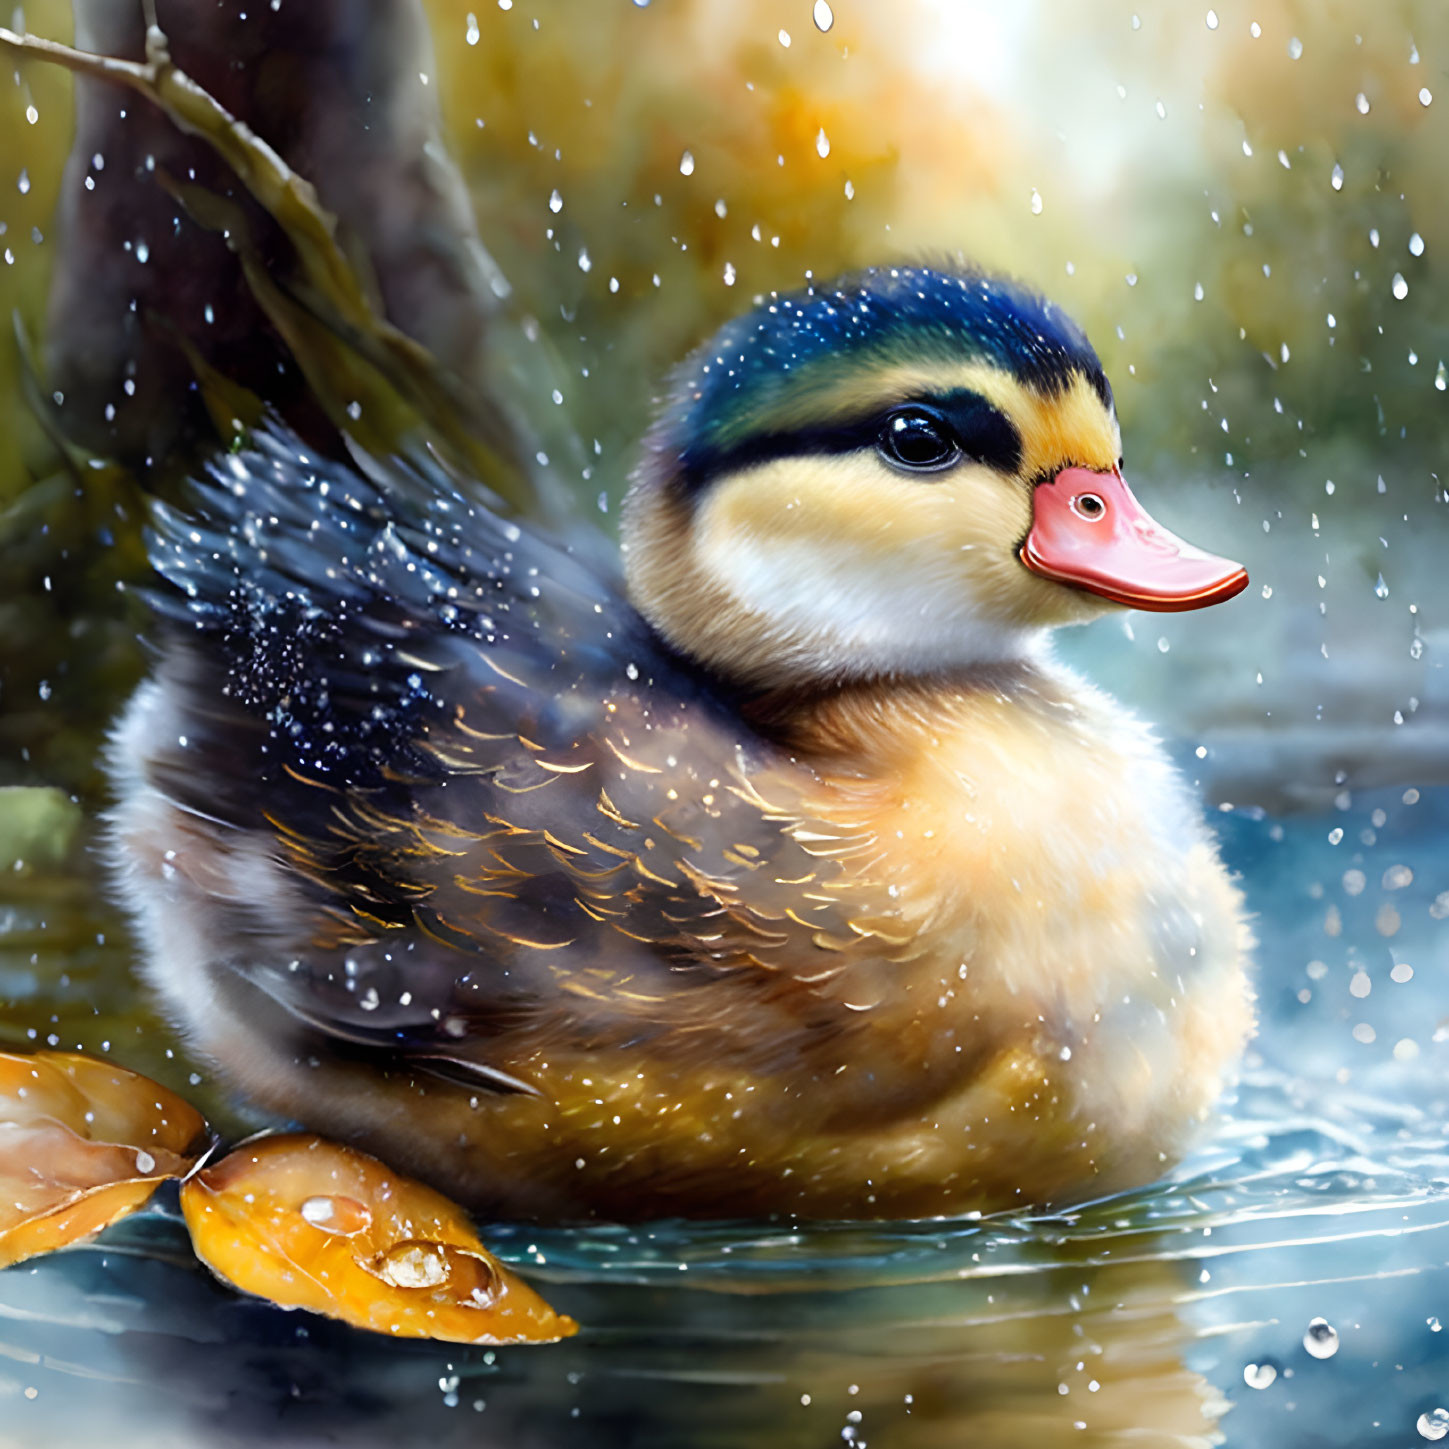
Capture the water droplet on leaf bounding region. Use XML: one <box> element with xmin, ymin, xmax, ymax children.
<box><xmin>374</xmin><ymin>1239</ymin><xmax>450</xmax><ymax>1289</ymax></box>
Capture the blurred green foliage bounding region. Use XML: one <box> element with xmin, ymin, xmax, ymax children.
<box><xmin>1</xmin><ymin>0</ymin><xmax>1447</xmax><ymax>814</ymax></box>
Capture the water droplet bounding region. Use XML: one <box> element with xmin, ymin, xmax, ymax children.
<box><xmin>465</xmin><ymin>12</ymin><xmax>479</xmax><ymax>44</ymax></box>
<box><xmin>1410</xmin><ymin>232</ymin><xmax>1425</xmax><ymax>256</ymax></box>
<box><xmin>374</xmin><ymin>1240</ymin><xmax>450</xmax><ymax>1289</ymax></box>
<box><xmin>1302</xmin><ymin>1318</ymin><xmax>1339</xmax><ymax>1359</ymax></box>
<box><xmin>722</xmin><ymin>261</ymin><xmax>736</xmax><ymax>286</ymax></box>
<box><xmin>1374</xmin><ymin>573</ymin><xmax>1390</xmax><ymax>599</ymax></box>
<box><xmin>134</xmin><ymin>1149</ymin><xmax>156</xmax><ymax>1174</ymax></box>
<box><xmin>1205</xmin><ymin>9</ymin><xmax>1218</xmax><ymax>28</ymax></box>
<box><xmin>1429</xmin><ymin>1317</ymin><xmax>1442</xmax><ymax>1332</ymax></box>
<box><xmin>1436</xmin><ymin>361</ymin><xmax>1446</xmax><ymax>391</ymax></box>
<box><xmin>1392</xmin><ymin>272</ymin><xmax>1409</xmax><ymax>300</ymax></box>
<box><xmin>813</xmin><ymin>0</ymin><xmax>834</xmax><ymax>31</ymax></box>
<box><xmin>778</xmin><ymin>27</ymin><xmax>791</xmax><ymax>46</ymax></box>
<box><xmin>1331</xmin><ymin>162</ymin><xmax>1344</xmax><ymax>190</ymax></box>
<box><xmin>1418</xmin><ymin>1408</ymin><xmax>1449</xmax><ymax>1442</ymax></box>
<box><xmin>136</xmin><ymin>241</ymin><xmax>149</xmax><ymax>265</ymax></box>
<box><xmin>1287</xmin><ymin>36</ymin><xmax>1303</xmax><ymax>59</ymax></box>
<box><xmin>1030</xmin><ymin>188</ymin><xmax>1043</xmax><ymax>215</ymax></box>
<box><xmin>679</xmin><ymin>150</ymin><xmax>695</xmax><ymax>177</ymax></box>
<box><xmin>1420</xmin><ymin>87</ymin><xmax>1434</xmax><ymax>107</ymax></box>
<box><xmin>17</xmin><ymin>169</ymin><xmax>30</xmax><ymax>195</ymax></box>
<box><xmin>548</xmin><ymin>189</ymin><xmax>563</xmax><ymax>214</ymax></box>
<box><xmin>1355</xmin><ymin>92</ymin><xmax>1371</xmax><ymax>114</ymax></box>
<box><xmin>577</xmin><ymin>248</ymin><xmax>592</xmax><ymax>273</ymax></box>
<box><xmin>1243</xmin><ymin>1362</ymin><xmax>1277</xmax><ymax>1390</ymax></box>
<box><xmin>299</xmin><ymin>1194</ymin><xmax>372</xmax><ymax>1235</ymax></box>
<box><xmin>815</xmin><ymin>127</ymin><xmax>831</xmax><ymax>159</ymax></box>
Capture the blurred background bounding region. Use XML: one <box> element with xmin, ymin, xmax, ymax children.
<box><xmin>0</xmin><ymin>2</ymin><xmax>1446</xmax><ymax>1446</ymax></box>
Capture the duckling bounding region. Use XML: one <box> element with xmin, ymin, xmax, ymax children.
<box><xmin>109</xmin><ymin>266</ymin><xmax>1252</xmax><ymax>1221</ymax></box>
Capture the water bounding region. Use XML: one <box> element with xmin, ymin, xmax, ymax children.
<box><xmin>1</xmin><ymin>783</ymin><xmax>1446</xmax><ymax>1446</ymax></box>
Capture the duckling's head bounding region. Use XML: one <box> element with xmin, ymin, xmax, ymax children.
<box><xmin>623</xmin><ymin>265</ymin><xmax>1246</xmax><ymax>691</ymax></box>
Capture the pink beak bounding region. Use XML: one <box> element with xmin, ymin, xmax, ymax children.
<box><xmin>1020</xmin><ymin>467</ymin><xmax>1248</xmax><ymax>611</ymax></box>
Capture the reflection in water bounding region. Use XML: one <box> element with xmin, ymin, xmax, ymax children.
<box><xmin>3</xmin><ymin>789</ymin><xmax>1448</xmax><ymax>1446</ymax></box>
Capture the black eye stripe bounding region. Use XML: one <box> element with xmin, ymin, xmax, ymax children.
<box><xmin>677</xmin><ymin>388</ymin><xmax>1023</xmax><ymax>492</ymax></box>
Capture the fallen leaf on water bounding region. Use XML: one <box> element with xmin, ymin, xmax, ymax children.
<box><xmin>180</xmin><ymin>1133</ymin><xmax>577</xmax><ymax>1344</ymax></box>
<box><xmin>0</xmin><ymin>1051</ymin><xmax>209</xmax><ymax>1267</ymax></box>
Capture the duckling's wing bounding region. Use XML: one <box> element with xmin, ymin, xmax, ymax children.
<box><xmin>139</xmin><ymin>427</ymin><xmax>894</xmax><ymax>1076</ymax></box>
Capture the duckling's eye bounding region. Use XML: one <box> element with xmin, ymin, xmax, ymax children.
<box><xmin>1072</xmin><ymin>492</ymin><xmax>1107</xmax><ymax>521</ymax></box>
<box><xmin>878</xmin><ymin>410</ymin><xmax>961</xmax><ymax>473</ymax></box>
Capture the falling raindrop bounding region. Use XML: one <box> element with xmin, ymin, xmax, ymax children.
<box><xmin>1205</xmin><ymin>9</ymin><xmax>1218</xmax><ymax>28</ymax></box>
<box><xmin>1410</xmin><ymin>232</ymin><xmax>1426</xmax><ymax>256</ymax></box>
<box><xmin>1243</xmin><ymin>1363</ymin><xmax>1277</xmax><ymax>1390</ymax></box>
<box><xmin>1331</xmin><ymin>162</ymin><xmax>1344</xmax><ymax>190</ymax></box>
<box><xmin>1030</xmin><ymin>188</ymin><xmax>1043</xmax><ymax>215</ymax></box>
<box><xmin>1303</xmin><ymin>1318</ymin><xmax>1340</xmax><ymax>1358</ymax></box>
<box><xmin>465</xmin><ymin>12</ymin><xmax>479</xmax><ymax>44</ymax></box>
<box><xmin>1374</xmin><ymin>574</ymin><xmax>1390</xmax><ymax>599</ymax></box>
<box><xmin>1355</xmin><ymin>92</ymin><xmax>1371</xmax><ymax>114</ymax></box>
<box><xmin>17</xmin><ymin>169</ymin><xmax>30</xmax><ymax>195</ymax></box>
<box><xmin>679</xmin><ymin>150</ymin><xmax>695</xmax><ymax>176</ymax></box>
<box><xmin>778</xmin><ymin>27</ymin><xmax>791</xmax><ymax>46</ymax></box>
<box><xmin>1419</xmin><ymin>1409</ymin><xmax>1449</xmax><ymax>1442</ymax></box>
<box><xmin>815</xmin><ymin>127</ymin><xmax>831</xmax><ymax>158</ymax></box>
<box><xmin>1287</xmin><ymin>36</ymin><xmax>1303</xmax><ymax>59</ymax></box>
<box><xmin>722</xmin><ymin>261</ymin><xmax>736</xmax><ymax>286</ymax></box>
<box><xmin>548</xmin><ymin>189</ymin><xmax>563</xmax><ymax>213</ymax></box>
<box><xmin>1420</xmin><ymin>87</ymin><xmax>1434</xmax><ymax>107</ymax></box>
<box><xmin>577</xmin><ymin>248</ymin><xmax>592</xmax><ymax>273</ymax></box>
<box><xmin>1436</xmin><ymin>361</ymin><xmax>1447</xmax><ymax>391</ymax></box>
<box><xmin>1392</xmin><ymin>272</ymin><xmax>1409</xmax><ymax>300</ymax></box>
<box><xmin>813</xmin><ymin>0</ymin><xmax>834</xmax><ymax>31</ymax></box>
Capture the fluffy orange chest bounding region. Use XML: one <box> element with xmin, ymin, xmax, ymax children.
<box><xmin>782</xmin><ymin>667</ymin><xmax>1226</xmax><ymax>1028</ymax></box>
